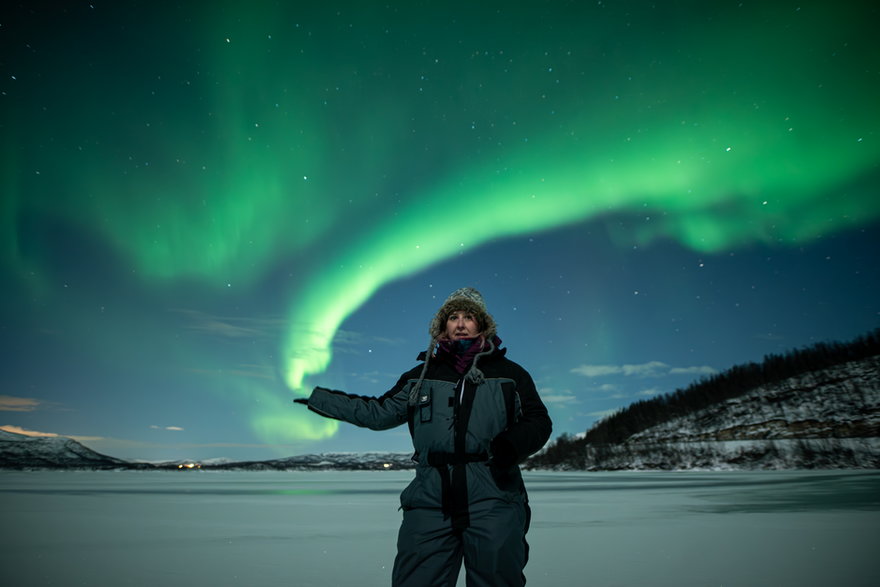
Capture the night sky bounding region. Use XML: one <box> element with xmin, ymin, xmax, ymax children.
<box><xmin>2</xmin><ymin>1</ymin><xmax>878</xmax><ymax>462</ymax></box>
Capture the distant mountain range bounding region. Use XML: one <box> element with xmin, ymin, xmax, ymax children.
<box><xmin>529</xmin><ymin>329</ymin><xmax>880</xmax><ymax>470</ymax></box>
<box><xmin>0</xmin><ymin>428</ymin><xmax>414</xmax><ymax>471</ymax></box>
<box><xmin>208</xmin><ymin>452</ymin><xmax>416</xmax><ymax>471</ymax></box>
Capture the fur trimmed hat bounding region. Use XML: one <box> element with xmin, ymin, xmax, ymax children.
<box><xmin>409</xmin><ymin>287</ymin><xmax>498</xmax><ymax>405</ymax></box>
<box><xmin>429</xmin><ymin>287</ymin><xmax>497</xmax><ymax>340</ymax></box>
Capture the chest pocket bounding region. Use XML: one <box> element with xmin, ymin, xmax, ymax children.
<box><xmin>418</xmin><ymin>389</ymin><xmax>432</xmax><ymax>423</ymax></box>
<box><xmin>408</xmin><ymin>380</ymin><xmax>457</xmax><ymax>453</ymax></box>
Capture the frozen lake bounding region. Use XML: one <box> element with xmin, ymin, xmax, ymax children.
<box><xmin>2</xmin><ymin>469</ymin><xmax>878</xmax><ymax>586</ymax></box>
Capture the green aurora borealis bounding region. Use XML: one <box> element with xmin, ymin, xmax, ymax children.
<box><xmin>2</xmin><ymin>1</ymin><xmax>879</xmax><ymax>455</ymax></box>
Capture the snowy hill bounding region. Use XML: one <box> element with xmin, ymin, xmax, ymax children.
<box><xmin>582</xmin><ymin>356</ymin><xmax>880</xmax><ymax>470</ymax></box>
<box><xmin>628</xmin><ymin>357</ymin><xmax>880</xmax><ymax>444</ymax></box>
<box><xmin>0</xmin><ymin>429</ymin><xmax>127</xmax><ymax>469</ymax></box>
<box><xmin>530</xmin><ymin>332</ymin><xmax>880</xmax><ymax>471</ymax></box>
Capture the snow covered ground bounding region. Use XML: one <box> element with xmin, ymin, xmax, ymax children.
<box><xmin>1</xmin><ymin>470</ymin><xmax>878</xmax><ymax>586</ymax></box>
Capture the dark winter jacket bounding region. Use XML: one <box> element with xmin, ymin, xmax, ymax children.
<box><xmin>305</xmin><ymin>344</ymin><xmax>552</xmax><ymax>529</ymax></box>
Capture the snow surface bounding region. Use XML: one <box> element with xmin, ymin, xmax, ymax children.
<box><xmin>1</xmin><ymin>470</ymin><xmax>878</xmax><ymax>586</ymax></box>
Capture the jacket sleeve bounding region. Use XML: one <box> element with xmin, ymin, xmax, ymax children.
<box><xmin>304</xmin><ymin>373</ymin><xmax>411</xmax><ymax>431</ymax></box>
<box><xmin>492</xmin><ymin>366</ymin><xmax>552</xmax><ymax>465</ymax></box>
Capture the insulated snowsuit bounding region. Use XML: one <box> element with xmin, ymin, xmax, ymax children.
<box><xmin>304</xmin><ymin>345</ymin><xmax>552</xmax><ymax>587</ymax></box>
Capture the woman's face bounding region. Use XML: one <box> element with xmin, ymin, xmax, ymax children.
<box><xmin>445</xmin><ymin>310</ymin><xmax>481</xmax><ymax>340</ymax></box>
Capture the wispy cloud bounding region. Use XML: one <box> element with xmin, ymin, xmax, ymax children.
<box><xmin>186</xmin><ymin>362</ymin><xmax>277</xmax><ymax>381</ymax></box>
<box><xmin>668</xmin><ymin>366</ymin><xmax>717</xmax><ymax>376</ymax></box>
<box><xmin>571</xmin><ymin>361</ymin><xmax>717</xmax><ymax>378</ymax></box>
<box><xmin>1</xmin><ymin>425</ymin><xmax>104</xmax><ymax>443</ymax></box>
<box><xmin>227</xmin><ymin>363</ymin><xmax>276</xmax><ymax>380</ymax></box>
<box><xmin>636</xmin><ymin>387</ymin><xmax>663</xmax><ymax>397</ymax></box>
<box><xmin>332</xmin><ymin>329</ymin><xmax>407</xmax><ymax>355</ymax></box>
<box><xmin>69</xmin><ymin>436</ymin><xmax>105</xmax><ymax>443</ymax></box>
<box><xmin>0</xmin><ymin>424</ymin><xmax>57</xmax><ymax>437</ymax></box>
<box><xmin>0</xmin><ymin>395</ymin><xmax>42</xmax><ymax>412</ymax></box>
<box><xmin>570</xmin><ymin>364</ymin><xmax>625</xmax><ymax>377</ymax></box>
<box><xmin>539</xmin><ymin>387</ymin><xmax>579</xmax><ymax>405</ymax></box>
<box><xmin>150</xmin><ymin>425</ymin><xmax>185</xmax><ymax>432</ymax></box>
<box><xmin>171</xmin><ymin>309</ymin><xmax>286</xmax><ymax>339</ymax></box>
<box><xmin>351</xmin><ymin>370</ymin><xmax>384</xmax><ymax>385</ymax></box>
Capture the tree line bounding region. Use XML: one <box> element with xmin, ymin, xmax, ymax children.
<box><xmin>528</xmin><ymin>328</ymin><xmax>880</xmax><ymax>468</ymax></box>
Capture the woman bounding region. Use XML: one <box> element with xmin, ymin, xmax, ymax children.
<box><xmin>295</xmin><ymin>287</ymin><xmax>552</xmax><ymax>586</ymax></box>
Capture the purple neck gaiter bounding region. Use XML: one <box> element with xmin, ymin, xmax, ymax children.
<box><xmin>436</xmin><ymin>336</ymin><xmax>501</xmax><ymax>375</ymax></box>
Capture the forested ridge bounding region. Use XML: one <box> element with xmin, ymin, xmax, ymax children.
<box><xmin>530</xmin><ymin>328</ymin><xmax>880</xmax><ymax>469</ymax></box>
